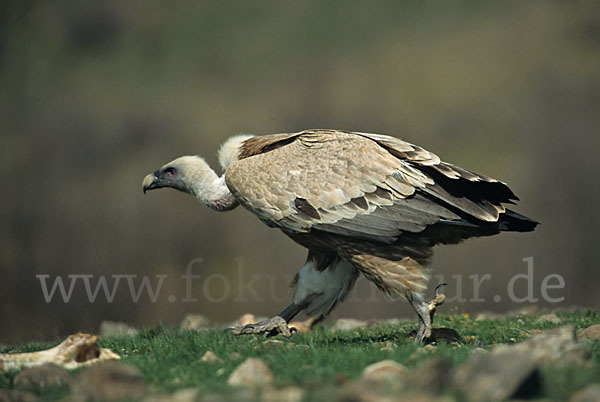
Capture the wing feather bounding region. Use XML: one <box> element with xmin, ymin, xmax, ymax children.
<box><xmin>226</xmin><ymin>129</ymin><xmax>520</xmax><ymax>244</ymax></box>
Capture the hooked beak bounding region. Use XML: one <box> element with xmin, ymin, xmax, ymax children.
<box><xmin>142</xmin><ymin>172</ymin><xmax>160</xmax><ymax>194</ymax></box>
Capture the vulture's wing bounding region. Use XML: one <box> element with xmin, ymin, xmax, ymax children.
<box><xmin>226</xmin><ymin>130</ymin><xmax>526</xmax><ymax>244</ymax></box>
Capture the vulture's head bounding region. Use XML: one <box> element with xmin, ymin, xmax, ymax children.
<box><xmin>142</xmin><ymin>135</ymin><xmax>253</xmax><ymax>210</ymax></box>
<box><xmin>142</xmin><ymin>156</ymin><xmax>215</xmax><ymax>196</ymax></box>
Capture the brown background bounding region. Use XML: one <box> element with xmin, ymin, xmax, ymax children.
<box><xmin>1</xmin><ymin>1</ymin><xmax>599</xmax><ymax>343</ymax></box>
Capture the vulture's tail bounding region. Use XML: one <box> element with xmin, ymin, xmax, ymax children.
<box><xmin>497</xmin><ymin>209</ymin><xmax>539</xmax><ymax>232</ymax></box>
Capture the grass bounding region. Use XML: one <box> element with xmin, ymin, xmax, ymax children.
<box><xmin>1</xmin><ymin>311</ymin><xmax>599</xmax><ymax>401</ymax></box>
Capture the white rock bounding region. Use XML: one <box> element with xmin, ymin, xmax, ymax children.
<box><xmin>99</xmin><ymin>321</ymin><xmax>138</xmax><ymax>337</ymax></box>
<box><xmin>180</xmin><ymin>315</ymin><xmax>212</xmax><ymax>331</ymax></box>
<box><xmin>200</xmin><ymin>350</ymin><xmax>222</xmax><ymax>363</ymax></box>
<box><xmin>261</xmin><ymin>386</ymin><xmax>304</xmax><ymax>402</ymax></box>
<box><xmin>534</xmin><ymin>313</ymin><xmax>563</xmax><ymax>324</ymax></box>
<box><xmin>361</xmin><ymin>360</ymin><xmax>407</xmax><ymax>383</ymax></box>
<box><xmin>330</xmin><ymin>318</ymin><xmax>368</xmax><ymax>331</ymax></box>
<box><xmin>227</xmin><ymin>358</ymin><xmax>273</xmax><ymax>388</ymax></box>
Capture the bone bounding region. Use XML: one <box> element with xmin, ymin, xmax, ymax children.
<box><xmin>0</xmin><ymin>333</ymin><xmax>120</xmax><ymax>371</ymax></box>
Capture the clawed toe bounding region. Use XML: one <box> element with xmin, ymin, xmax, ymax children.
<box><xmin>409</xmin><ymin>283</ymin><xmax>448</xmax><ymax>343</ymax></box>
<box><xmin>225</xmin><ymin>316</ymin><xmax>295</xmax><ymax>337</ymax></box>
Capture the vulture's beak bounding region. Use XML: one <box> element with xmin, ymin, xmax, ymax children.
<box><xmin>142</xmin><ymin>172</ymin><xmax>159</xmax><ymax>194</ymax></box>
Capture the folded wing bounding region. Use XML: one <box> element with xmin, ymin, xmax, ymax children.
<box><xmin>225</xmin><ymin>129</ymin><xmax>535</xmax><ymax>247</ymax></box>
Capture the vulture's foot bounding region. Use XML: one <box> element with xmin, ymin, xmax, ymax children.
<box><xmin>409</xmin><ymin>283</ymin><xmax>447</xmax><ymax>343</ymax></box>
<box><xmin>226</xmin><ymin>316</ymin><xmax>296</xmax><ymax>337</ymax></box>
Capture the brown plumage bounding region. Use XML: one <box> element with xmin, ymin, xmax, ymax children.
<box><xmin>143</xmin><ymin>129</ymin><xmax>538</xmax><ymax>341</ymax></box>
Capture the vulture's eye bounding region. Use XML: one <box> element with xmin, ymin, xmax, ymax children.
<box><xmin>164</xmin><ymin>167</ymin><xmax>177</xmax><ymax>177</ymax></box>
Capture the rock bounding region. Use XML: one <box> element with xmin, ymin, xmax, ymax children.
<box><xmin>288</xmin><ymin>318</ymin><xmax>315</xmax><ymax>334</ymax></box>
<box><xmin>454</xmin><ymin>350</ymin><xmax>541</xmax><ymax>401</ymax></box>
<box><xmin>227</xmin><ymin>358</ymin><xmax>273</xmax><ymax>388</ymax></box>
<box><xmin>578</xmin><ymin>324</ymin><xmax>600</xmax><ymax>341</ymax></box>
<box><xmin>378</xmin><ymin>341</ymin><xmax>397</xmax><ymax>351</ymax></box>
<box><xmin>70</xmin><ymin>361</ymin><xmax>147</xmax><ymax>401</ymax></box>
<box><xmin>229</xmin><ymin>314</ymin><xmax>267</xmax><ymax>328</ymax></box>
<box><xmin>494</xmin><ymin>325</ymin><xmax>590</xmax><ymax>366</ymax></box>
<box><xmin>361</xmin><ymin>360</ymin><xmax>407</xmax><ymax>384</ymax></box>
<box><xmin>534</xmin><ymin>313</ymin><xmax>563</xmax><ymax>325</ymax></box>
<box><xmin>519</xmin><ymin>329</ymin><xmax>544</xmax><ymax>338</ymax></box>
<box><xmin>180</xmin><ymin>314</ymin><xmax>213</xmax><ymax>331</ymax></box>
<box><xmin>381</xmin><ymin>318</ymin><xmax>410</xmax><ymax>326</ymax></box>
<box><xmin>99</xmin><ymin>321</ymin><xmax>138</xmax><ymax>337</ymax></box>
<box><xmin>570</xmin><ymin>384</ymin><xmax>600</xmax><ymax>402</ymax></box>
<box><xmin>337</xmin><ymin>384</ymin><xmax>450</xmax><ymax>402</ymax></box>
<box><xmin>143</xmin><ymin>388</ymin><xmax>200</xmax><ymax>402</ymax></box>
<box><xmin>410</xmin><ymin>358</ymin><xmax>452</xmax><ymax>393</ymax></box>
<box><xmin>13</xmin><ymin>363</ymin><xmax>71</xmax><ymax>391</ymax></box>
<box><xmin>260</xmin><ymin>386</ymin><xmax>304</xmax><ymax>402</ymax></box>
<box><xmin>455</xmin><ymin>325</ymin><xmax>590</xmax><ymax>400</ymax></box>
<box><xmin>0</xmin><ymin>390</ymin><xmax>38</xmax><ymax>402</ymax></box>
<box><xmin>509</xmin><ymin>305</ymin><xmax>542</xmax><ymax>317</ymax></box>
<box><xmin>289</xmin><ymin>344</ymin><xmax>311</xmax><ymax>351</ymax></box>
<box><xmin>475</xmin><ymin>306</ymin><xmax>542</xmax><ymax>321</ymax></box>
<box><xmin>330</xmin><ymin>318</ymin><xmax>368</xmax><ymax>331</ymax></box>
<box><xmin>200</xmin><ymin>350</ymin><xmax>222</xmax><ymax>363</ymax></box>
<box><xmin>258</xmin><ymin>340</ymin><xmax>285</xmax><ymax>349</ymax></box>
<box><xmin>474</xmin><ymin>311</ymin><xmax>505</xmax><ymax>321</ymax></box>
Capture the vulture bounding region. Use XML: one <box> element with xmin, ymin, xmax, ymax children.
<box><xmin>142</xmin><ymin>129</ymin><xmax>538</xmax><ymax>342</ymax></box>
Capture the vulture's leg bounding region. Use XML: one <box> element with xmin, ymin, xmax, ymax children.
<box><xmin>406</xmin><ymin>283</ymin><xmax>446</xmax><ymax>342</ymax></box>
<box><xmin>226</xmin><ymin>254</ymin><xmax>358</xmax><ymax>337</ymax></box>
<box><xmin>226</xmin><ymin>302</ymin><xmax>305</xmax><ymax>337</ymax></box>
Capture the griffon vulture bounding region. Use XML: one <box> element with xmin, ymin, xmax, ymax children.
<box><xmin>142</xmin><ymin>129</ymin><xmax>537</xmax><ymax>341</ymax></box>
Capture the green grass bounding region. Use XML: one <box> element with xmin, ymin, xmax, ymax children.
<box><xmin>2</xmin><ymin>311</ymin><xmax>600</xmax><ymax>401</ymax></box>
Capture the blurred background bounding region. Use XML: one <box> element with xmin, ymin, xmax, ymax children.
<box><xmin>1</xmin><ymin>1</ymin><xmax>599</xmax><ymax>343</ymax></box>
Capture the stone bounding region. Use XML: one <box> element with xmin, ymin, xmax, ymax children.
<box><xmin>229</xmin><ymin>314</ymin><xmax>267</xmax><ymax>328</ymax></box>
<box><xmin>258</xmin><ymin>340</ymin><xmax>285</xmax><ymax>349</ymax></box>
<box><xmin>70</xmin><ymin>361</ymin><xmax>147</xmax><ymax>401</ymax></box>
<box><xmin>494</xmin><ymin>325</ymin><xmax>590</xmax><ymax>366</ymax></box>
<box><xmin>180</xmin><ymin>315</ymin><xmax>213</xmax><ymax>331</ymax></box>
<box><xmin>570</xmin><ymin>384</ymin><xmax>600</xmax><ymax>402</ymax></box>
<box><xmin>0</xmin><ymin>389</ymin><xmax>38</xmax><ymax>402</ymax></box>
<box><xmin>410</xmin><ymin>358</ymin><xmax>452</xmax><ymax>394</ymax></box>
<box><xmin>455</xmin><ymin>325</ymin><xmax>589</xmax><ymax>400</ymax></box>
<box><xmin>13</xmin><ymin>363</ymin><xmax>71</xmax><ymax>391</ymax></box>
<box><xmin>330</xmin><ymin>318</ymin><xmax>368</xmax><ymax>331</ymax></box>
<box><xmin>99</xmin><ymin>321</ymin><xmax>138</xmax><ymax>337</ymax></box>
<box><xmin>227</xmin><ymin>358</ymin><xmax>273</xmax><ymax>388</ymax></box>
<box><xmin>474</xmin><ymin>311</ymin><xmax>505</xmax><ymax>321</ymax></box>
<box><xmin>534</xmin><ymin>313</ymin><xmax>563</xmax><ymax>325</ymax></box>
<box><xmin>454</xmin><ymin>350</ymin><xmax>540</xmax><ymax>401</ymax></box>
<box><xmin>378</xmin><ymin>341</ymin><xmax>397</xmax><ymax>351</ymax></box>
<box><xmin>260</xmin><ymin>386</ymin><xmax>304</xmax><ymax>402</ymax></box>
<box><xmin>288</xmin><ymin>318</ymin><xmax>315</xmax><ymax>334</ymax></box>
<box><xmin>578</xmin><ymin>324</ymin><xmax>600</xmax><ymax>341</ymax></box>
<box><xmin>337</xmin><ymin>383</ymin><xmax>450</xmax><ymax>402</ymax></box>
<box><xmin>143</xmin><ymin>388</ymin><xmax>200</xmax><ymax>402</ymax></box>
<box><xmin>509</xmin><ymin>305</ymin><xmax>542</xmax><ymax>317</ymax></box>
<box><xmin>229</xmin><ymin>352</ymin><xmax>242</xmax><ymax>360</ymax></box>
<box><xmin>200</xmin><ymin>350</ymin><xmax>222</xmax><ymax>363</ymax></box>
<box><xmin>361</xmin><ymin>360</ymin><xmax>407</xmax><ymax>385</ymax></box>
<box><xmin>519</xmin><ymin>329</ymin><xmax>544</xmax><ymax>338</ymax></box>
<box><xmin>289</xmin><ymin>344</ymin><xmax>310</xmax><ymax>351</ymax></box>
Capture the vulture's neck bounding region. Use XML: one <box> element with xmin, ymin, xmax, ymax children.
<box><xmin>190</xmin><ymin>168</ymin><xmax>239</xmax><ymax>212</ymax></box>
